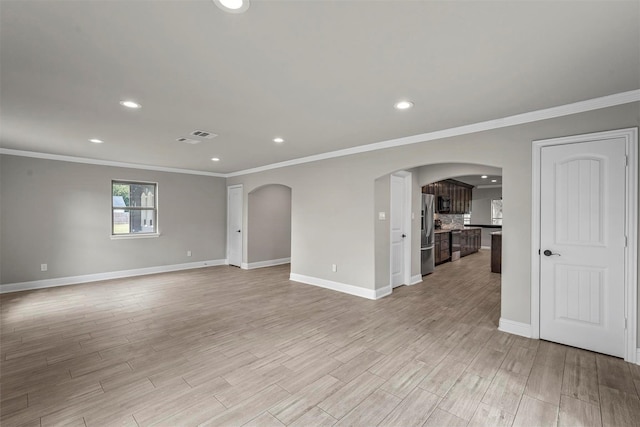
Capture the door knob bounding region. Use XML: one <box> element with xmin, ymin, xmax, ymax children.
<box><xmin>402</xmin><ymin>234</ymin><xmax>407</xmax><ymax>238</ymax></box>
<box><xmin>543</xmin><ymin>249</ymin><xmax>560</xmax><ymax>257</ymax></box>
<box><xmin>237</xmin><ymin>229</ymin><xmax>241</xmax><ymax>233</ymax></box>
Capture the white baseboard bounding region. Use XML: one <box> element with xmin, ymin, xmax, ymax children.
<box><xmin>376</xmin><ymin>285</ymin><xmax>392</xmax><ymax>299</ymax></box>
<box><xmin>409</xmin><ymin>274</ymin><xmax>423</xmax><ymax>286</ymax></box>
<box><xmin>243</xmin><ymin>257</ymin><xmax>291</xmax><ymax>270</ymax></box>
<box><xmin>498</xmin><ymin>318</ymin><xmax>533</xmax><ymax>338</ymax></box>
<box><xmin>289</xmin><ymin>273</ymin><xmax>380</xmax><ymax>300</ymax></box>
<box><xmin>481</xmin><ymin>245</ymin><xmax>491</xmax><ymax>250</ymax></box>
<box><xmin>0</xmin><ymin>259</ymin><xmax>227</xmax><ymax>294</ymax></box>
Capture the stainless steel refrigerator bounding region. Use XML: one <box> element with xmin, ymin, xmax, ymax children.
<box><xmin>421</xmin><ymin>194</ymin><xmax>435</xmax><ymax>275</ymax></box>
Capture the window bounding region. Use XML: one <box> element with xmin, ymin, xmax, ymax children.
<box><xmin>112</xmin><ymin>181</ymin><xmax>157</xmax><ymax>235</ymax></box>
<box><xmin>491</xmin><ymin>199</ymin><xmax>503</xmax><ymax>225</ymax></box>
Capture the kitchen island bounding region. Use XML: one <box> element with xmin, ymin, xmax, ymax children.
<box><xmin>491</xmin><ymin>231</ymin><xmax>502</xmax><ymax>273</ymax></box>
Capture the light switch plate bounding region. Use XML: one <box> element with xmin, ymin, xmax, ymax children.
<box><xmin>378</xmin><ymin>212</ymin><xmax>386</xmax><ymax>220</ymax></box>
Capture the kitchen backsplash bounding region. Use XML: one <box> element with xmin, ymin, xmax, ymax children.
<box><xmin>436</xmin><ymin>214</ymin><xmax>464</xmax><ymax>229</ymax></box>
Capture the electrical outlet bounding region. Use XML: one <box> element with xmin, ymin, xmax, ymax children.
<box><xmin>187</xmin><ymin>250</ymin><xmax>192</xmax><ymax>257</ymax></box>
<box><xmin>41</xmin><ymin>264</ymin><xmax>47</xmax><ymax>271</ymax></box>
<box><xmin>332</xmin><ymin>264</ymin><xmax>337</xmax><ymax>272</ymax></box>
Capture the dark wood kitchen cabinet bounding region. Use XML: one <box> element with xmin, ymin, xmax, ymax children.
<box><xmin>422</xmin><ymin>179</ymin><xmax>473</xmax><ymax>214</ymax></box>
<box><xmin>434</xmin><ymin>231</ymin><xmax>451</xmax><ymax>265</ymax></box>
<box><xmin>460</xmin><ymin>228</ymin><xmax>481</xmax><ymax>257</ymax></box>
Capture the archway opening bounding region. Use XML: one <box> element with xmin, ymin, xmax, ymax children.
<box><xmin>246</xmin><ymin>184</ymin><xmax>292</xmax><ymax>270</ymax></box>
<box><xmin>374</xmin><ymin>162</ymin><xmax>503</xmax><ymax>326</ymax></box>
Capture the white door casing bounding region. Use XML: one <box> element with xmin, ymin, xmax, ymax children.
<box><xmin>390</xmin><ymin>172</ymin><xmax>411</xmax><ymax>288</ymax></box>
<box><xmin>532</xmin><ymin>128</ymin><xmax>638</xmax><ymax>363</ymax></box>
<box><xmin>227</xmin><ymin>185</ymin><xmax>243</xmax><ymax>267</ymax></box>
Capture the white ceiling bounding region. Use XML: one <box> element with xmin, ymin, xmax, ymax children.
<box><xmin>1</xmin><ymin>1</ymin><xmax>638</xmax><ymax>175</ymax></box>
<box><xmin>454</xmin><ymin>175</ymin><xmax>502</xmax><ymax>188</ymax></box>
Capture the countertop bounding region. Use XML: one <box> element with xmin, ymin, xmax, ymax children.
<box><xmin>466</xmin><ymin>224</ymin><xmax>502</xmax><ymax>229</ymax></box>
<box><xmin>434</xmin><ymin>227</ymin><xmax>482</xmax><ymax>233</ymax></box>
<box><xmin>491</xmin><ymin>231</ymin><xmax>502</xmax><ymax>236</ymax></box>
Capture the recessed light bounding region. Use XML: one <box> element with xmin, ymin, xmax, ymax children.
<box><xmin>491</xmin><ymin>179</ymin><xmax>498</xmax><ymax>183</ymax></box>
<box><xmin>213</xmin><ymin>0</ymin><xmax>250</xmax><ymax>13</ymax></box>
<box><xmin>89</xmin><ymin>138</ymin><xmax>104</xmax><ymax>144</ymax></box>
<box><xmin>119</xmin><ymin>100</ymin><xmax>141</xmax><ymax>109</ymax></box>
<box><xmin>481</xmin><ymin>175</ymin><xmax>488</xmax><ymax>179</ymax></box>
<box><xmin>211</xmin><ymin>157</ymin><xmax>220</xmax><ymax>162</ymax></box>
<box><xmin>394</xmin><ymin>100</ymin><xmax>414</xmax><ymax>110</ymax></box>
<box><xmin>273</xmin><ymin>137</ymin><xmax>284</xmax><ymax>143</ymax></box>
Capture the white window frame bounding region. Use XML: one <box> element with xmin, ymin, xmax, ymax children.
<box><xmin>491</xmin><ymin>199</ymin><xmax>503</xmax><ymax>225</ymax></box>
<box><xmin>111</xmin><ymin>180</ymin><xmax>159</xmax><ymax>239</ymax></box>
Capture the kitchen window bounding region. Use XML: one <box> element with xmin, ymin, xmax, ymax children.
<box><xmin>491</xmin><ymin>199</ymin><xmax>503</xmax><ymax>225</ymax></box>
<box><xmin>112</xmin><ymin>181</ymin><xmax>158</xmax><ymax>236</ymax></box>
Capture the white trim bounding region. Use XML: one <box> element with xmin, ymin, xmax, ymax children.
<box><xmin>289</xmin><ymin>273</ymin><xmax>379</xmax><ymax>300</ymax></box>
<box><xmin>2</xmin><ymin>91</ymin><xmax>637</xmax><ymax>179</ymax></box>
<box><xmin>625</xmin><ymin>129</ymin><xmax>638</xmax><ymax>364</ymax></box>
<box><xmin>0</xmin><ymin>148</ymin><xmax>225</xmax><ymax>177</ymax></box>
<box><xmin>481</xmin><ymin>245</ymin><xmax>491</xmax><ymax>250</ymax></box>
<box><xmin>227</xmin><ymin>90</ymin><xmax>640</xmax><ymax>177</ymax></box>
<box><xmin>375</xmin><ymin>285</ymin><xmax>393</xmax><ymax>299</ymax></box>
<box><xmin>110</xmin><ymin>233</ymin><xmax>160</xmax><ymax>240</ymax></box>
<box><xmin>409</xmin><ymin>274</ymin><xmax>423</xmax><ymax>285</ymax></box>
<box><xmin>244</xmin><ymin>258</ymin><xmax>291</xmax><ymax>270</ymax></box>
<box><xmin>0</xmin><ymin>259</ymin><xmax>226</xmax><ymax>294</ymax></box>
<box><xmin>531</xmin><ymin>127</ymin><xmax>638</xmax><ymax>363</ymax></box>
<box><xmin>498</xmin><ymin>318</ymin><xmax>532</xmax><ymax>338</ymax></box>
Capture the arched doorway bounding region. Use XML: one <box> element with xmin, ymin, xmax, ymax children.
<box><xmin>375</xmin><ymin>162</ymin><xmax>502</xmax><ymax>293</ymax></box>
<box><xmin>246</xmin><ymin>184</ymin><xmax>292</xmax><ymax>269</ymax></box>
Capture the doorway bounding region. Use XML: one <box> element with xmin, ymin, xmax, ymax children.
<box><xmin>246</xmin><ymin>184</ymin><xmax>292</xmax><ymax>269</ymax></box>
<box><xmin>531</xmin><ymin>128</ymin><xmax>638</xmax><ymax>362</ymax></box>
<box><xmin>375</xmin><ymin>163</ymin><xmax>503</xmax><ymax>298</ymax></box>
<box><xmin>227</xmin><ymin>184</ymin><xmax>243</xmax><ymax>267</ymax></box>
<box><xmin>390</xmin><ymin>172</ymin><xmax>412</xmax><ymax>288</ymax></box>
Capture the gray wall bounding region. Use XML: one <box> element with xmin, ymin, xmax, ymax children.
<box><xmin>2</xmin><ymin>102</ymin><xmax>637</xmax><ymax>338</ymax></box>
<box><xmin>0</xmin><ymin>155</ymin><xmax>227</xmax><ymax>284</ymax></box>
<box><xmin>374</xmin><ymin>175</ymin><xmax>391</xmax><ymax>289</ymax></box>
<box><xmin>471</xmin><ymin>187</ymin><xmax>503</xmax><ymax>247</ymax></box>
<box><xmin>247</xmin><ymin>184</ymin><xmax>291</xmax><ymax>263</ymax></box>
<box><xmin>228</xmin><ymin>102</ymin><xmax>639</xmax><ymax>328</ymax></box>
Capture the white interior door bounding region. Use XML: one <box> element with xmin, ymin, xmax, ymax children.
<box><xmin>227</xmin><ymin>185</ymin><xmax>243</xmax><ymax>267</ymax></box>
<box><xmin>540</xmin><ymin>137</ymin><xmax>627</xmax><ymax>357</ymax></box>
<box><xmin>390</xmin><ymin>174</ymin><xmax>407</xmax><ymax>288</ymax></box>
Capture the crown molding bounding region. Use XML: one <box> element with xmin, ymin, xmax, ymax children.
<box><xmin>0</xmin><ymin>149</ymin><xmax>226</xmax><ymax>178</ymax></box>
<box><xmin>475</xmin><ymin>184</ymin><xmax>503</xmax><ymax>189</ymax></box>
<box><xmin>227</xmin><ymin>89</ymin><xmax>640</xmax><ymax>177</ymax></box>
<box><xmin>2</xmin><ymin>90</ymin><xmax>638</xmax><ymax>178</ymax></box>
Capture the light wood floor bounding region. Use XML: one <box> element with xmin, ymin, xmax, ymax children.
<box><xmin>2</xmin><ymin>250</ymin><xmax>640</xmax><ymax>427</ymax></box>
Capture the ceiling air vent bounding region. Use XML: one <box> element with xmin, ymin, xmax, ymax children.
<box><xmin>190</xmin><ymin>130</ymin><xmax>218</xmax><ymax>139</ymax></box>
<box><xmin>176</xmin><ymin>137</ymin><xmax>201</xmax><ymax>145</ymax></box>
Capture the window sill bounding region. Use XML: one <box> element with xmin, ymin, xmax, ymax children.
<box><xmin>110</xmin><ymin>233</ymin><xmax>160</xmax><ymax>240</ymax></box>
